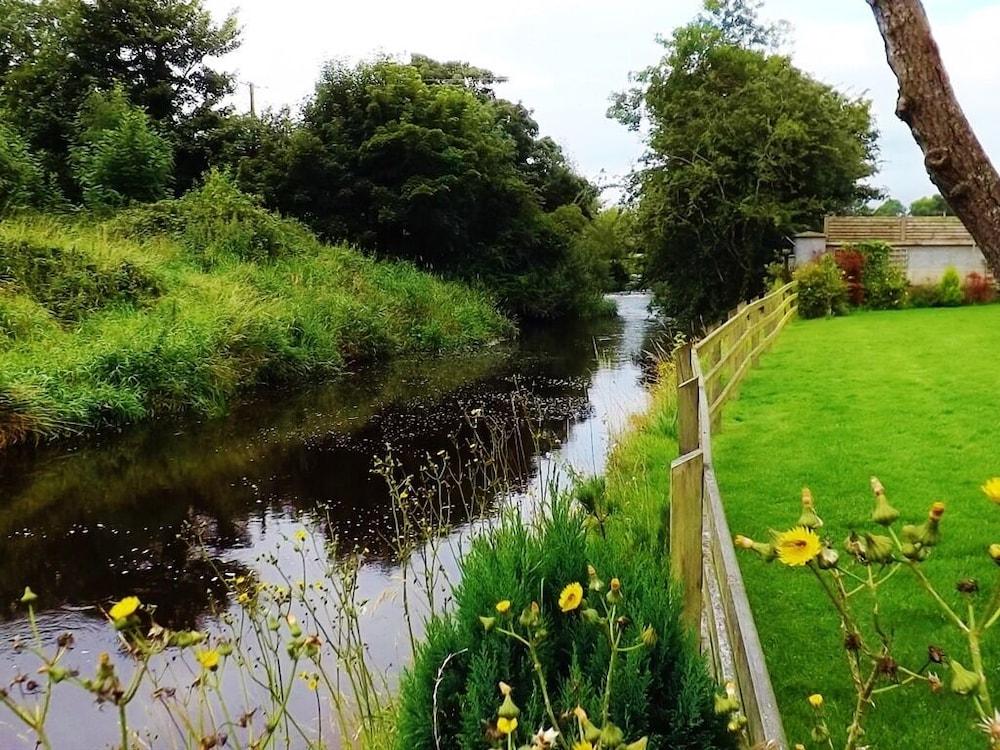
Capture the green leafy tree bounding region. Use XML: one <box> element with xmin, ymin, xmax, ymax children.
<box><xmin>71</xmin><ymin>88</ymin><xmax>173</xmax><ymax>208</ymax></box>
<box><xmin>0</xmin><ymin>118</ymin><xmax>48</xmax><ymax>213</ymax></box>
<box><xmin>873</xmin><ymin>198</ymin><xmax>906</xmax><ymax>216</ymax></box>
<box><xmin>222</xmin><ymin>57</ymin><xmax>603</xmax><ymax>319</ymax></box>
<box><xmin>612</xmin><ymin>1</ymin><xmax>878</xmax><ymax>325</ymax></box>
<box><xmin>909</xmin><ymin>193</ymin><xmax>952</xmax><ymax>216</ymax></box>
<box><xmin>0</xmin><ymin>0</ymin><xmax>238</xmax><ymax>192</ymax></box>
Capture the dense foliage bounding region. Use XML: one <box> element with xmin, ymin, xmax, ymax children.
<box><xmin>0</xmin><ymin>0</ymin><xmax>608</xmax><ymax>319</ymax></box>
<box><xmin>909</xmin><ymin>193</ymin><xmax>952</xmax><ymax>217</ymax></box>
<box><xmin>395</xmin><ymin>497</ymin><xmax>733</xmax><ymax>750</ymax></box>
<box><xmin>0</xmin><ymin>177</ymin><xmax>511</xmax><ymax>446</ymax></box>
<box><xmin>613</xmin><ymin>0</ymin><xmax>878</xmax><ymax>326</ymax></box>
<box><xmin>220</xmin><ymin>58</ymin><xmax>606</xmax><ymax>318</ymax></box>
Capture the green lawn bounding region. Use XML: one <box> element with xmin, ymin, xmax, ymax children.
<box><xmin>713</xmin><ymin>306</ymin><xmax>1000</xmax><ymax>748</ymax></box>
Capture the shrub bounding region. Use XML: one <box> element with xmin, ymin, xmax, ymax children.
<box><xmin>936</xmin><ymin>266</ymin><xmax>964</xmax><ymax>307</ymax></box>
<box><xmin>0</xmin><ymin>121</ymin><xmax>48</xmax><ymax>213</ymax></box>
<box><xmin>907</xmin><ymin>284</ymin><xmax>940</xmax><ymax>308</ymax></box>
<box><xmin>116</xmin><ymin>171</ymin><xmax>315</xmax><ymax>264</ymax></box>
<box><xmin>963</xmin><ymin>272</ymin><xmax>996</xmax><ymax>304</ymax></box>
<box><xmin>855</xmin><ymin>241</ymin><xmax>907</xmax><ymax>310</ymax></box>
<box><xmin>0</xmin><ymin>238</ymin><xmax>161</xmax><ymax>321</ymax></box>
<box><xmin>833</xmin><ymin>248</ymin><xmax>865</xmax><ymax>306</ymax></box>
<box><xmin>72</xmin><ymin>89</ymin><xmax>174</xmax><ymax>209</ymax></box>
<box><xmin>395</xmin><ymin>497</ymin><xmax>733</xmax><ymax>750</ymax></box>
<box><xmin>794</xmin><ymin>254</ymin><xmax>848</xmax><ymax>319</ymax></box>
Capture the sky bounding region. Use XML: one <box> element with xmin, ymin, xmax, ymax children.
<box><xmin>204</xmin><ymin>0</ymin><xmax>1000</xmax><ymax>206</ymax></box>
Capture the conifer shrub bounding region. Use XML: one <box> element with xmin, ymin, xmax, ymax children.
<box><xmin>936</xmin><ymin>266</ymin><xmax>964</xmax><ymax>307</ymax></box>
<box><xmin>395</xmin><ymin>497</ymin><xmax>734</xmax><ymax>750</ymax></box>
<box><xmin>854</xmin><ymin>241</ymin><xmax>907</xmax><ymax>310</ymax></box>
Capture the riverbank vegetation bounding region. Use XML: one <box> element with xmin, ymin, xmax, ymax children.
<box><xmin>0</xmin><ymin>173</ymin><xmax>512</xmax><ymax>446</ymax></box>
<box><xmin>712</xmin><ymin>306</ymin><xmax>1000</xmax><ymax>747</ymax></box>
<box><xmin>0</xmin><ymin>0</ymin><xmax>614</xmax><ymax>319</ymax></box>
<box><xmin>612</xmin><ymin>1</ymin><xmax>879</xmax><ymax>327</ymax></box>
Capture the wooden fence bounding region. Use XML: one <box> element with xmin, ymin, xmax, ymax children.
<box><xmin>670</xmin><ymin>281</ymin><xmax>798</xmax><ymax>749</ymax></box>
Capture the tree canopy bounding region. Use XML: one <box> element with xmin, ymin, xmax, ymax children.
<box><xmin>909</xmin><ymin>193</ymin><xmax>953</xmax><ymax>216</ymax></box>
<box><xmin>612</xmin><ymin>0</ymin><xmax>878</xmax><ymax>325</ymax></box>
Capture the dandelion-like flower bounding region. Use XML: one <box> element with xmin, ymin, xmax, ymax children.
<box><xmin>109</xmin><ymin>596</ymin><xmax>140</xmax><ymax>621</ymax></box>
<box><xmin>978</xmin><ymin>709</ymin><xmax>1000</xmax><ymax>743</ymax></box>
<box><xmin>807</xmin><ymin>693</ymin><xmax>823</xmax><ymax>709</ymax></box>
<box><xmin>294</xmin><ymin>529</ymin><xmax>307</xmax><ymax>543</ymax></box>
<box><xmin>774</xmin><ymin>527</ymin><xmax>821</xmax><ymax>567</ymax></box>
<box><xmin>983</xmin><ymin>478</ymin><xmax>1000</xmax><ymax>504</ymax></box>
<box><xmin>573</xmin><ymin>742</ymin><xmax>594</xmax><ymax>750</ymax></box>
<box><xmin>497</xmin><ymin>716</ymin><xmax>518</xmax><ymax>735</ymax></box>
<box><xmin>196</xmin><ymin>649</ymin><xmax>220</xmax><ymax>671</ymax></box>
<box><xmin>559</xmin><ymin>582</ymin><xmax>583</xmax><ymax>612</ymax></box>
<box><xmin>495</xmin><ymin>600</ymin><xmax>511</xmax><ymax>614</ymax></box>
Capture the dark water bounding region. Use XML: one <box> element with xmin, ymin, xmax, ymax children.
<box><xmin>0</xmin><ymin>293</ymin><xmax>663</xmax><ymax>747</ymax></box>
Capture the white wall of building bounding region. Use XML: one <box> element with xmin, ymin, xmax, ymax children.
<box><xmin>905</xmin><ymin>246</ymin><xmax>988</xmax><ymax>285</ymax></box>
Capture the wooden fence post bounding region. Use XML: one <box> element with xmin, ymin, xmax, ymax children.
<box><xmin>670</xmin><ymin>449</ymin><xmax>704</xmax><ymax>633</ymax></box>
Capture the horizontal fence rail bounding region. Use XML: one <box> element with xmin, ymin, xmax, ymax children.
<box><xmin>670</xmin><ymin>281</ymin><xmax>798</xmax><ymax>749</ymax></box>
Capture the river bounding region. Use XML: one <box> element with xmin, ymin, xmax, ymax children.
<box><xmin>0</xmin><ymin>292</ymin><xmax>663</xmax><ymax>748</ymax></box>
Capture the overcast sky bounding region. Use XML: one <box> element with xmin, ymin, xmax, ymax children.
<box><xmin>205</xmin><ymin>0</ymin><xmax>1000</xmax><ymax>206</ymax></box>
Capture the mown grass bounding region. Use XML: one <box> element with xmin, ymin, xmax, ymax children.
<box><xmin>712</xmin><ymin>306</ymin><xmax>1000</xmax><ymax>747</ymax></box>
<box><xmin>0</xmin><ymin>213</ymin><xmax>512</xmax><ymax>445</ymax></box>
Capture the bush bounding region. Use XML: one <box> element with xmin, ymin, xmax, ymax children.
<box><xmin>856</xmin><ymin>241</ymin><xmax>907</xmax><ymax>310</ymax></box>
<box><xmin>963</xmin><ymin>272</ymin><xmax>996</xmax><ymax>304</ymax></box>
<box><xmin>0</xmin><ymin>238</ymin><xmax>162</xmax><ymax>321</ymax></box>
<box><xmin>794</xmin><ymin>254</ymin><xmax>848</xmax><ymax>319</ymax></box>
<box><xmin>72</xmin><ymin>89</ymin><xmax>174</xmax><ymax>209</ymax></box>
<box><xmin>0</xmin><ymin>121</ymin><xmax>48</xmax><ymax>213</ymax></box>
<box><xmin>908</xmin><ymin>284</ymin><xmax>940</xmax><ymax>308</ymax></box>
<box><xmin>937</xmin><ymin>266</ymin><xmax>964</xmax><ymax>307</ymax></box>
<box><xmin>833</xmin><ymin>248</ymin><xmax>865</xmax><ymax>306</ymax></box>
<box><xmin>395</xmin><ymin>498</ymin><xmax>733</xmax><ymax>750</ymax></box>
<box><xmin>116</xmin><ymin>170</ymin><xmax>316</xmax><ymax>264</ymax></box>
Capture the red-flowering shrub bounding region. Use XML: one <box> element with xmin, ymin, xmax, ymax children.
<box><xmin>963</xmin><ymin>272</ymin><xmax>997</xmax><ymax>304</ymax></box>
<box><xmin>834</xmin><ymin>249</ymin><xmax>866</xmax><ymax>306</ymax></box>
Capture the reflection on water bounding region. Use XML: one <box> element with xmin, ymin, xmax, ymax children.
<box><xmin>0</xmin><ymin>293</ymin><xmax>664</xmax><ymax>747</ymax></box>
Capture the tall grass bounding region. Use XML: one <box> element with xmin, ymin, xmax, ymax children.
<box><xmin>0</xmin><ymin>207</ymin><xmax>512</xmax><ymax>446</ymax></box>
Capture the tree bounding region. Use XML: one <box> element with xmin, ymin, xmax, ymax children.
<box><xmin>0</xmin><ymin>118</ymin><xmax>48</xmax><ymax>213</ymax></box>
<box><xmin>223</xmin><ymin>58</ymin><xmax>604</xmax><ymax>319</ymax></box>
<box><xmin>0</xmin><ymin>0</ymin><xmax>239</xmax><ymax>192</ymax></box>
<box><xmin>867</xmin><ymin>0</ymin><xmax>1000</xmax><ymax>276</ymax></box>
<box><xmin>873</xmin><ymin>198</ymin><xmax>906</xmax><ymax>216</ymax></box>
<box><xmin>908</xmin><ymin>193</ymin><xmax>952</xmax><ymax>216</ymax></box>
<box><xmin>613</xmin><ymin>1</ymin><xmax>878</xmax><ymax>325</ymax></box>
<box><xmin>71</xmin><ymin>88</ymin><xmax>173</xmax><ymax>208</ymax></box>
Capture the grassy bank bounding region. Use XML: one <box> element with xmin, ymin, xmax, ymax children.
<box><xmin>0</xmin><ymin>186</ymin><xmax>512</xmax><ymax>446</ymax></box>
<box><xmin>712</xmin><ymin>307</ymin><xmax>1000</xmax><ymax>747</ymax></box>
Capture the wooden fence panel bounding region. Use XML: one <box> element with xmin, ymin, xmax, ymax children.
<box><xmin>677</xmin><ymin>281</ymin><xmax>797</xmax><ymax>750</ymax></box>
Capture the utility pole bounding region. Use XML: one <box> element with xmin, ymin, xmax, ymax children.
<box><xmin>249</xmin><ymin>82</ymin><xmax>256</xmax><ymax>119</ymax></box>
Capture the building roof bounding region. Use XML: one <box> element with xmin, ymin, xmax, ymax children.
<box><xmin>823</xmin><ymin>216</ymin><xmax>974</xmax><ymax>247</ymax></box>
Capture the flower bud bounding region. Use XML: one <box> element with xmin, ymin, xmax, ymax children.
<box><xmin>714</xmin><ymin>682</ymin><xmax>740</xmax><ymax>715</ymax></box>
<box><xmin>20</xmin><ymin>587</ymin><xmax>38</xmax><ymax>605</ymax></box>
<box><xmin>949</xmin><ymin>658</ymin><xmax>981</xmax><ymax>696</ymax></box>
<box><xmin>734</xmin><ymin>535</ymin><xmax>776</xmax><ymax>562</ymax></box>
<box><xmin>863</xmin><ymin>533</ymin><xmax>894</xmax><ymax>564</ymax></box>
<box><xmin>641</xmin><ymin>625</ymin><xmax>658</xmax><ymax>648</ymax></box>
<box><xmin>497</xmin><ymin>684</ymin><xmax>520</xmax><ymax>719</ymax></box>
<box><xmin>928</xmin><ymin>645</ymin><xmax>945</xmax><ymax>664</ymax></box>
<box><xmin>797</xmin><ymin>488</ymin><xmax>823</xmax><ymax>530</ymax></box>
<box><xmin>479</xmin><ymin>616</ymin><xmax>496</xmax><ymax>632</ymax></box>
<box><xmin>587</xmin><ymin>564</ymin><xmax>604</xmax><ymax>592</ymax></box>
<box><xmin>901</xmin><ymin>542</ymin><xmax>927</xmax><ymax>562</ymax></box>
<box><xmin>580</xmin><ymin>608</ymin><xmax>600</xmax><ymax>624</ymax></box>
<box><xmin>623</xmin><ymin>738</ymin><xmax>649</xmax><ymax>750</ymax></box>
<box><xmin>948</xmin><ymin>659</ymin><xmax>980</xmax><ymax>695</ymax></box>
<box><xmin>910</xmin><ymin>503</ymin><xmax>944</xmax><ymax>547</ymax></box>
<box><xmin>573</xmin><ymin>707</ymin><xmax>601</xmax><ymax>743</ymax></box>
<box><xmin>599</xmin><ymin>722</ymin><xmax>624</xmax><ymax>747</ymax></box>
<box><xmin>844</xmin><ymin>531</ymin><xmax>868</xmax><ymax>562</ymax></box>
<box><xmin>606</xmin><ymin>578</ymin><xmax>623</xmax><ymax>606</ymax></box>
<box><xmin>871</xmin><ymin>478</ymin><xmax>900</xmax><ymax>527</ymax></box>
<box><xmin>989</xmin><ymin>544</ymin><xmax>1000</xmax><ymax>566</ymax></box>
<box><xmin>816</xmin><ymin>545</ymin><xmax>839</xmax><ymax>570</ymax></box>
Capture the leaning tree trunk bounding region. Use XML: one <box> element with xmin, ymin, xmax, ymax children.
<box><xmin>867</xmin><ymin>0</ymin><xmax>1000</xmax><ymax>277</ymax></box>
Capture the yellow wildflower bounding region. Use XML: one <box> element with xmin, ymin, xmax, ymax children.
<box><xmin>808</xmin><ymin>693</ymin><xmax>824</xmax><ymax>709</ymax></box>
<box><xmin>983</xmin><ymin>478</ymin><xmax>1000</xmax><ymax>503</ymax></box>
<box><xmin>497</xmin><ymin>716</ymin><xmax>518</xmax><ymax>735</ymax></box>
<box><xmin>196</xmin><ymin>649</ymin><xmax>220</xmax><ymax>671</ymax></box>
<box><xmin>108</xmin><ymin>596</ymin><xmax>140</xmax><ymax>621</ymax></box>
<box><xmin>299</xmin><ymin>671</ymin><xmax>319</xmax><ymax>691</ymax></box>
<box><xmin>294</xmin><ymin>529</ymin><xmax>307</xmax><ymax>543</ymax></box>
<box><xmin>573</xmin><ymin>742</ymin><xmax>594</xmax><ymax>750</ymax></box>
<box><xmin>558</xmin><ymin>582</ymin><xmax>584</xmax><ymax>612</ymax></box>
<box><xmin>495</xmin><ymin>599</ymin><xmax>512</xmax><ymax>614</ymax></box>
<box><xmin>774</xmin><ymin>527</ymin><xmax>821</xmax><ymax>567</ymax></box>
